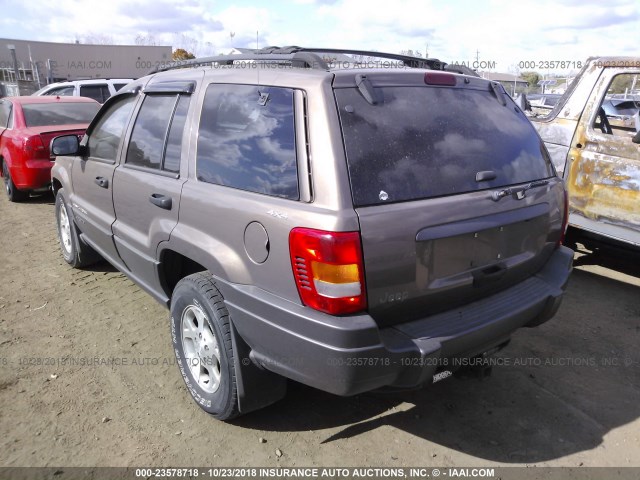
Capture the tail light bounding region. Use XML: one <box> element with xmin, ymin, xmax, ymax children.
<box><xmin>558</xmin><ymin>188</ymin><xmax>569</xmax><ymax>247</ymax></box>
<box><xmin>289</xmin><ymin>228</ymin><xmax>367</xmax><ymax>315</ymax></box>
<box><xmin>24</xmin><ymin>136</ymin><xmax>48</xmax><ymax>160</ymax></box>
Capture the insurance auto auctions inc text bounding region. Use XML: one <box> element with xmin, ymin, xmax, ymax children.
<box><xmin>242</xmin><ymin>467</ymin><xmax>495</xmax><ymax>478</ymax></box>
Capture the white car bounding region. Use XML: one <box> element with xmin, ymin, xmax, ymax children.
<box><xmin>33</xmin><ymin>79</ymin><xmax>134</xmax><ymax>103</ymax></box>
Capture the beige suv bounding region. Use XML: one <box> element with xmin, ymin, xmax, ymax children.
<box><xmin>50</xmin><ymin>47</ymin><xmax>573</xmax><ymax>420</ymax></box>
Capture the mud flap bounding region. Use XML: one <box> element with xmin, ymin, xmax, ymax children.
<box><xmin>229</xmin><ymin>320</ymin><xmax>287</xmax><ymax>414</ymax></box>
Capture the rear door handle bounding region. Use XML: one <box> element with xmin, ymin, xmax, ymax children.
<box><xmin>94</xmin><ymin>176</ymin><xmax>109</xmax><ymax>188</ymax></box>
<box><xmin>149</xmin><ymin>193</ymin><xmax>172</xmax><ymax>210</ymax></box>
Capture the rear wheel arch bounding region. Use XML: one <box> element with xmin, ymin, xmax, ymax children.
<box><xmin>157</xmin><ymin>248</ymin><xmax>208</xmax><ymax>300</ymax></box>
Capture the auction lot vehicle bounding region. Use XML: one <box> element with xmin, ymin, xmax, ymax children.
<box><xmin>530</xmin><ymin>57</ymin><xmax>640</xmax><ymax>247</ymax></box>
<box><xmin>50</xmin><ymin>47</ymin><xmax>573</xmax><ymax>420</ymax></box>
<box><xmin>34</xmin><ymin>79</ymin><xmax>134</xmax><ymax>103</ymax></box>
<box><xmin>0</xmin><ymin>96</ymin><xmax>99</xmax><ymax>201</ymax></box>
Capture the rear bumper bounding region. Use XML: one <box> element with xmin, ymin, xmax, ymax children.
<box><xmin>222</xmin><ymin>245</ymin><xmax>573</xmax><ymax>396</ymax></box>
<box><xmin>10</xmin><ymin>159</ymin><xmax>53</xmax><ymax>190</ymax></box>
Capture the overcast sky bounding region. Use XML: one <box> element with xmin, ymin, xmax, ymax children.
<box><xmin>0</xmin><ymin>0</ymin><xmax>638</xmax><ymax>73</ymax></box>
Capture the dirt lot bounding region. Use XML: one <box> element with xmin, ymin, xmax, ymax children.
<box><xmin>0</xmin><ymin>191</ymin><xmax>638</xmax><ymax>469</ymax></box>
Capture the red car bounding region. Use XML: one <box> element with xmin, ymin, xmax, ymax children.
<box><xmin>0</xmin><ymin>96</ymin><xmax>100</xmax><ymax>201</ymax></box>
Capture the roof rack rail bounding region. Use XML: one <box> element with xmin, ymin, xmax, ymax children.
<box><xmin>280</xmin><ymin>47</ymin><xmax>445</xmax><ymax>70</ymax></box>
<box><xmin>148</xmin><ymin>46</ymin><xmax>446</xmax><ymax>74</ymax></box>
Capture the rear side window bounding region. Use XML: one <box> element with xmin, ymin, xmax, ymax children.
<box><xmin>126</xmin><ymin>94</ymin><xmax>190</xmax><ymax>173</ymax></box>
<box><xmin>22</xmin><ymin>102</ymin><xmax>100</xmax><ymax>127</ymax></box>
<box><xmin>335</xmin><ymin>86</ymin><xmax>554</xmax><ymax>207</ymax></box>
<box><xmin>196</xmin><ymin>84</ymin><xmax>298</xmax><ymax>200</ymax></box>
<box><xmin>80</xmin><ymin>85</ymin><xmax>110</xmax><ymax>103</ymax></box>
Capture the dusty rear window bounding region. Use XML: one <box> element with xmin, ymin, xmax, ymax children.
<box><xmin>22</xmin><ymin>102</ymin><xmax>100</xmax><ymax>127</ymax></box>
<box><xmin>335</xmin><ymin>86</ymin><xmax>554</xmax><ymax>207</ymax></box>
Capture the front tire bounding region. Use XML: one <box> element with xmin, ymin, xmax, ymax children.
<box><xmin>55</xmin><ymin>189</ymin><xmax>100</xmax><ymax>268</ymax></box>
<box><xmin>170</xmin><ymin>272</ymin><xmax>240</xmax><ymax>420</ymax></box>
<box><xmin>3</xmin><ymin>161</ymin><xmax>27</xmax><ymax>202</ymax></box>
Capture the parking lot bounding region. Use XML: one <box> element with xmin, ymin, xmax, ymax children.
<box><xmin>0</xmin><ymin>191</ymin><xmax>638</xmax><ymax>468</ymax></box>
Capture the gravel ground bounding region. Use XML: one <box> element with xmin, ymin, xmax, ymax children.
<box><xmin>0</xmin><ymin>191</ymin><xmax>638</xmax><ymax>469</ymax></box>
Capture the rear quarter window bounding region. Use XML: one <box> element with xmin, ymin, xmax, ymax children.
<box><xmin>335</xmin><ymin>85</ymin><xmax>554</xmax><ymax>207</ymax></box>
<box><xmin>196</xmin><ymin>84</ymin><xmax>299</xmax><ymax>200</ymax></box>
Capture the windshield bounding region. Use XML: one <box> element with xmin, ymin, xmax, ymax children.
<box><xmin>22</xmin><ymin>102</ymin><xmax>100</xmax><ymax>127</ymax></box>
<box><xmin>335</xmin><ymin>86</ymin><xmax>554</xmax><ymax>207</ymax></box>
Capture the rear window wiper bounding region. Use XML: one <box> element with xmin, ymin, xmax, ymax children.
<box><xmin>490</xmin><ymin>81</ymin><xmax>507</xmax><ymax>106</ymax></box>
<box><xmin>355</xmin><ymin>74</ymin><xmax>381</xmax><ymax>105</ymax></box>
<box><xmin>491</xmin><ymin>179</ymin><xmax>550</xmax><ymax>201</ymax></box>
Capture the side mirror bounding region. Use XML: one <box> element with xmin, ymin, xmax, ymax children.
<box><xmin>51</xmin><ymin>134</ymin><xmax>80</xmax><ymax>156</ymax></box>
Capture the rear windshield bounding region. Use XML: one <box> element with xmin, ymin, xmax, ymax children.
<box><xmin>22</xmin><ymin>102</ymin><xmax>100</xmax><ymax>127</ymax></box>
<box><xmin>335</xmin><ymin>86</ymin><xmax>554</xmax><ymax>207</ymax></box>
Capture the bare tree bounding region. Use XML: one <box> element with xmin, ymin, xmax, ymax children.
<box><xmin>80</xmin><ymin>34</ymin><xmax>115</xmax><ymax>45</ymax></box>
<box><xmin>135</xmin><ymin>33</ymin><xmax>157</xmax><ymax>46</ymax></box>
<box><xmin>173</xmin><ymin>33</ymin><xmax>200</xmax><ymax>56</ymax></box>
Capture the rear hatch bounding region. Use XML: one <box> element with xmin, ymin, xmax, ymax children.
<box><xmin>333</xmin><ymin>71</ymin><xmax>565</xmax><ymax>326</ymax></box>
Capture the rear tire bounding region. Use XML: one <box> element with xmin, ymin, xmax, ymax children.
<box><xmin>170</xmin><ymin>272</ymin><xmax>240</xmax><ymax>420</ymax></box>
<box><xmin>3</xmin><ymin>161</ymin><xmax>27</xmax><ymax>202</ymax></box>
<box><xmin>55</xmin><ymin>189</ymin><xmax>100</xmax><ymax>268</ymax></box>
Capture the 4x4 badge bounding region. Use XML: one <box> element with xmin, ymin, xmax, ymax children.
<box><xmin>267</xmin><ymin>209</ymin><xmax>288</xmax><ymax>219</ymax></box>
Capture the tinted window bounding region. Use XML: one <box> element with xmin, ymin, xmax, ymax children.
<box><xmin>80</xmin><ymin>85</ymin><xmax>110</xmax><ymax>103</ymax></box>
<box><xmin>88</xmin><ymin>96</ymin><xmax>136</xmax><ymax>160</ymax></box>
<box><xmin>163</xmin><ymin>96</ymin><xmax>189</xmax><ymax>173</ymax></box>
<box><xmin>125</xmin><ymin>94</ymin><xmax>189</xmax><ymax>173</ymax></box>
<box><xmin>335</xmin><ymin>86</ymin><xmax>554</xmax><ymax>207</ymax></box>
<box><xmin>197</xmin><ymin>84</ymin><xmax>298</xmax><ymax>200</ymax></box>
<box><xmin>126</xmin><ymin>95</ymin><xmax>177</xmax><ymax>170</ymax></box>
<box><xmin>22</xmin><ymin>102</ymin><xmax>100</xmax><ymax>127</ymax></box>
<box><xmin>44</xmin><ymin>86</ymin><xmax>75</xmax><ymax>96</ymax></box>
<box><xmin>113</xmin><ymin>83</ymin><xmax>128</xmax><ymax>92</ymax></box>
